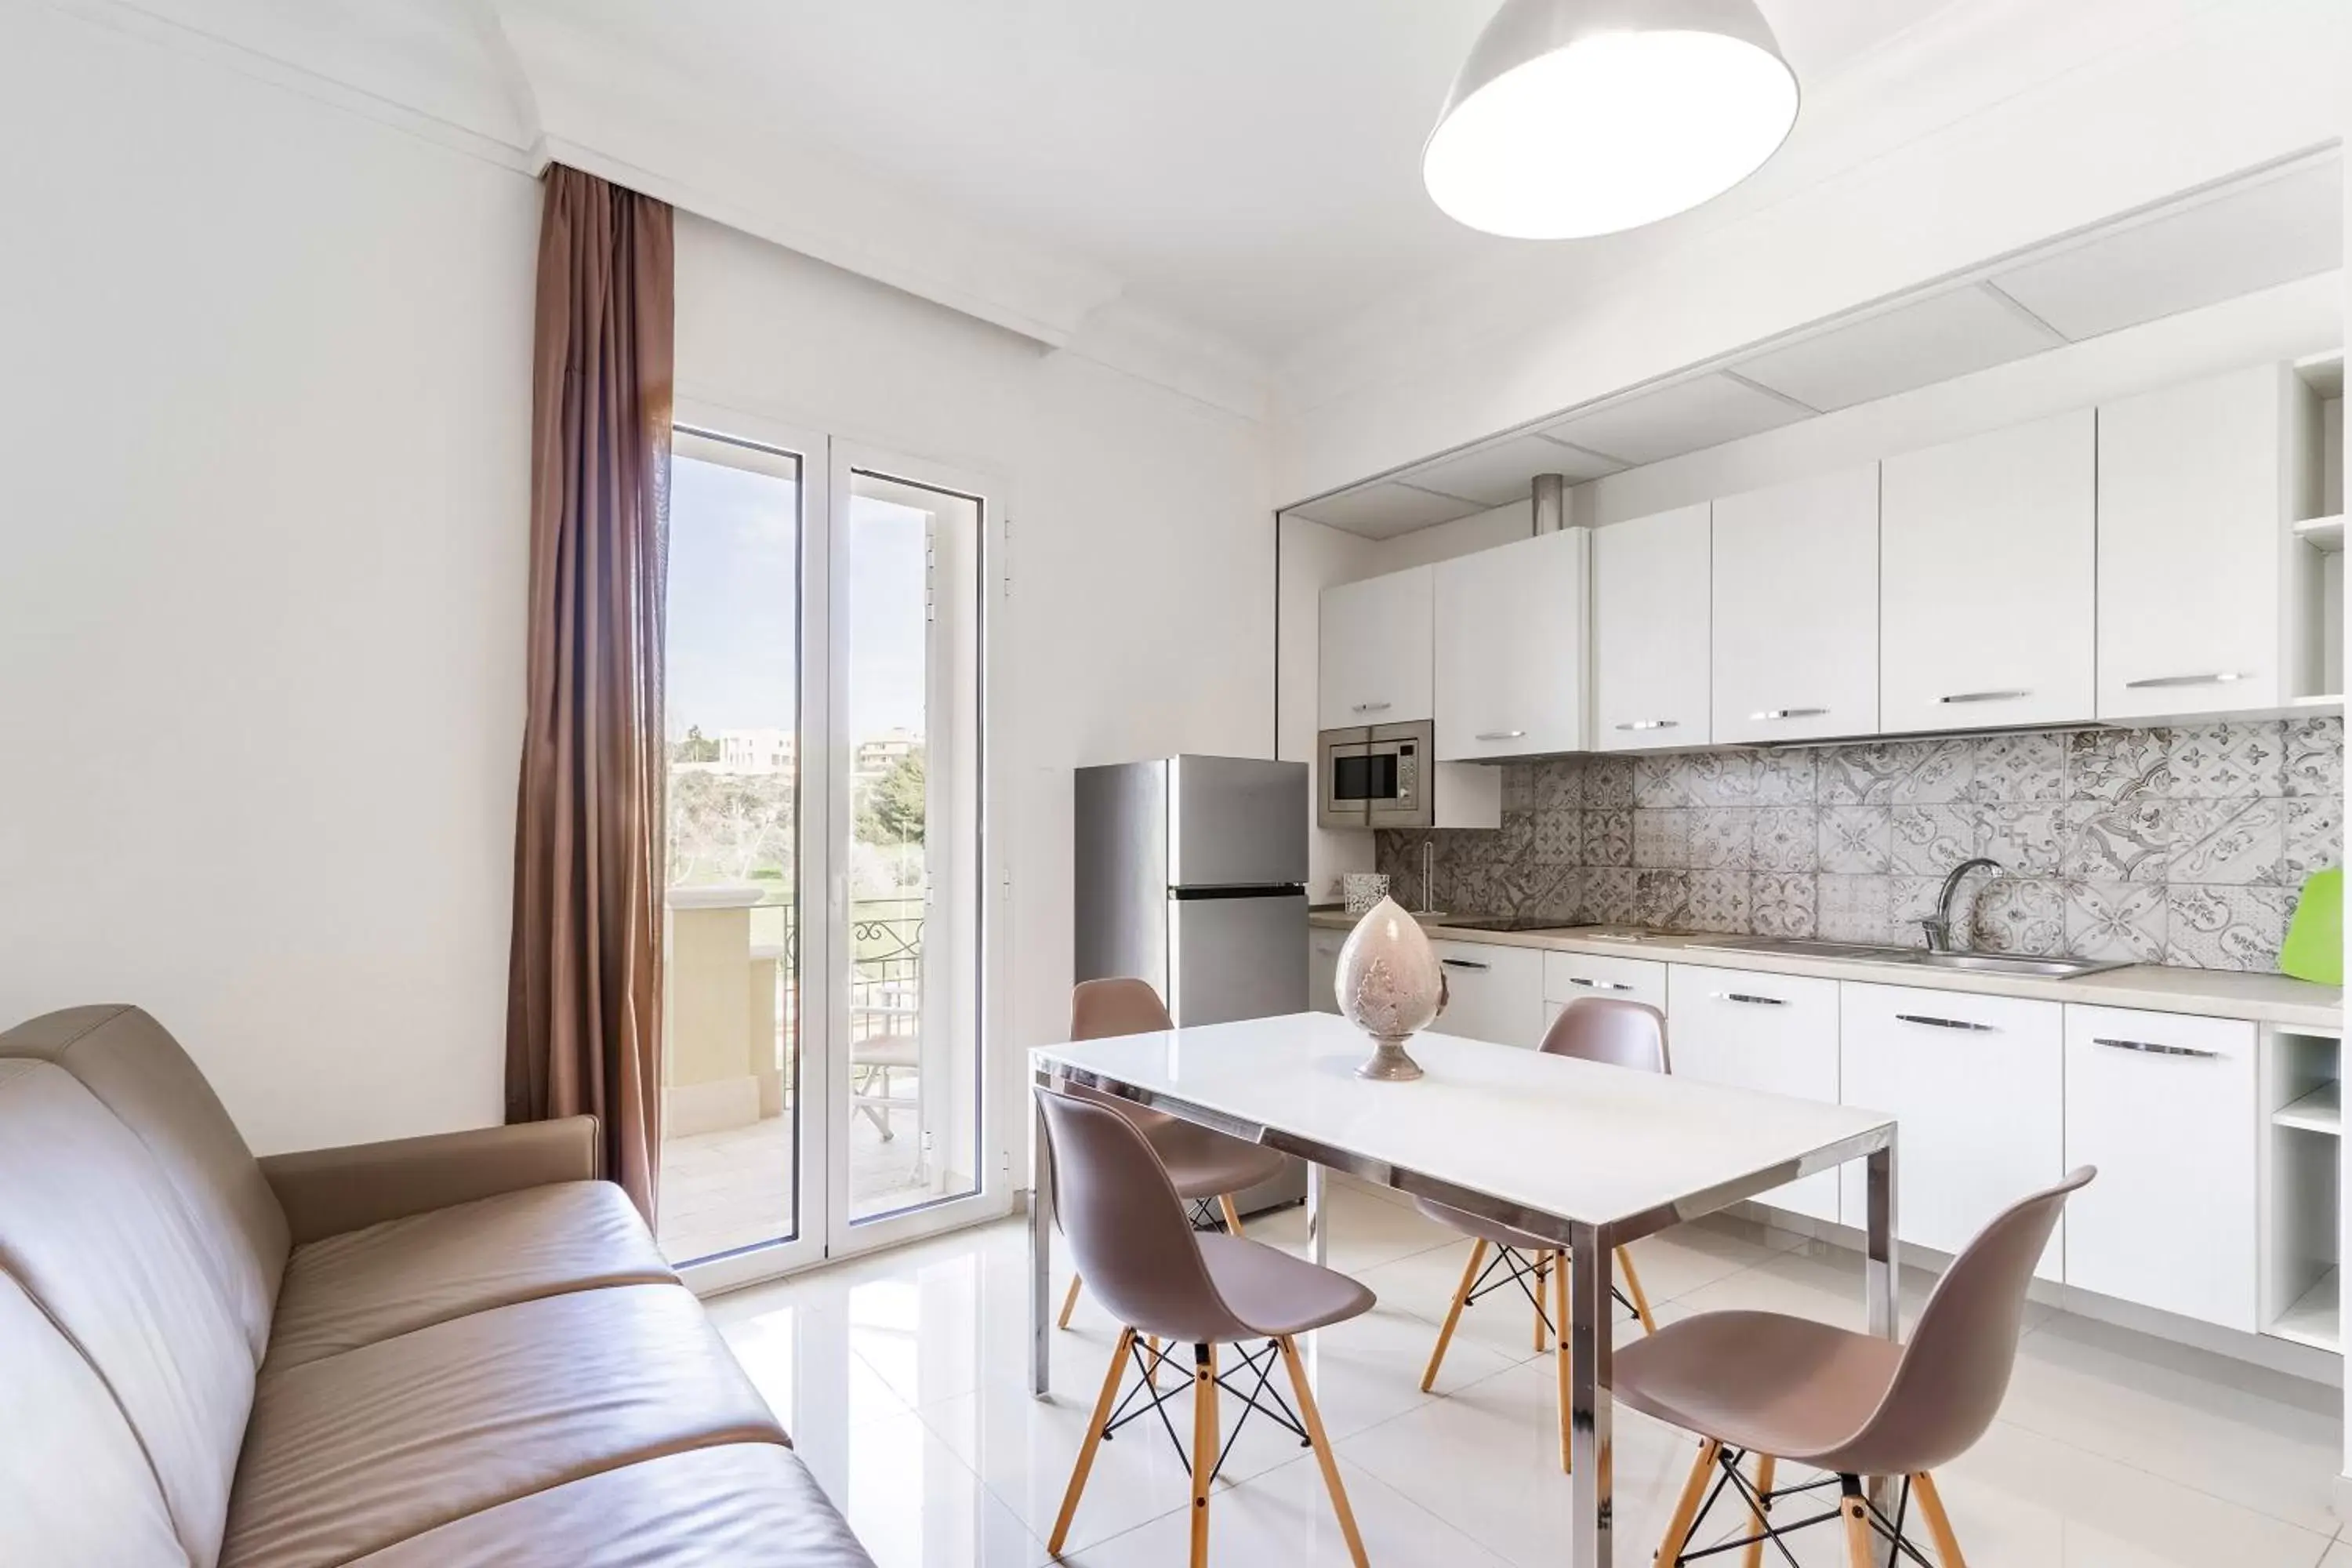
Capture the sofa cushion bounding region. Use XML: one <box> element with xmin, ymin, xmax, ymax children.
<box><xmin>267</xmin><ymin>1180</ymin><xmax>676</xmax><ymax>1370</ymax></box>
<box><xmin>0</xmin><ymin>1005</ymin><xmax>288</xmax><ymax>1363</ymax></box>
<box><xmin>0</xmin><ymin>1058</ymin><xmax>253</xmax><ymax>1568</ymax></box>
<box><xmin>222</xmin><ymin>1283</ymin><xmax>786</xmax><ymax>1568</ymax></box>
<box><xmin>345</xmin><ymin>1445</ymin><xmax>873</xmax><ymax>1568</ymax></box>
<box><xmin>0</xmin><ymin>1270</ymin><xmax>191</xmax><ymax>1568</ymax></box>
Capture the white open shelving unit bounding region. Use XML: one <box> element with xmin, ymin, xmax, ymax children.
<box><xmin>2288</xmin><ymin>350</ymin><xmax>2346</xmax><ymax>708</ymax></box>
<box><xmin>2262</xmin><ymin>1023</ymin><xmax>2345</xmax><ymax>1353</ymax></box>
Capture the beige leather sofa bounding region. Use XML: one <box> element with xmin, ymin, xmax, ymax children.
<box><xmin>0</xmin><ymin>1004</ymin><xmax>873</xmax><ymax>1567</ymax></box>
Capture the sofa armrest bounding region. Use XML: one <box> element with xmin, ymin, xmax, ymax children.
<box><xmin>260</xmin><ymin>1116</ymin><xmax>602</xmax><ymax>1243</ymax></box>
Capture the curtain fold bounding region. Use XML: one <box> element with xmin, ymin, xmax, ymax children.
<box><xmin>505</xmin><ymin>165</ymin><xmax>674</xmax><ymax>1223</ymax></box>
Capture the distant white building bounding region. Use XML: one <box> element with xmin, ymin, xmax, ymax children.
<box><xmin>717</xmin><ymin>728</ymin><xmax>797</xmax><ymax>775</ymax></box>
<box><xmin>854</xmin><ymin>729</ymin><xmax>920</xmax><ymax>779</ymax></box>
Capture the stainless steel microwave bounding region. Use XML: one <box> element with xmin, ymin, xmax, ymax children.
<box><xmin>1318</xmin><ymin>720</ymin><xmax>1434</xmax><ymax>829</ymax></box>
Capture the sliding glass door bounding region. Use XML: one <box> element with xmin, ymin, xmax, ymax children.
<box><xmin>658</xmin><ymin>417</ymin><xmax>1005</xmax><ymax>1287</ymax></box>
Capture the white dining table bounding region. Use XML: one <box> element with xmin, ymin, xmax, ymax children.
<box><xmin>1029</xmin><ymin>1011</ymin><xmax>1898</xmax><ymax>1568</ymax></box>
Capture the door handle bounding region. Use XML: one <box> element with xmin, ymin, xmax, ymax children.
<box><xmin>1440</xmin><ymin>958</ymin><xmax>1490</xmax><ymax>972</ymax></box>
<box><xmin>1714</xmin><ymin>992</ymin><xmax>1785</xmax><ymax>1005</ymax></box>
<box><xmin>1352</xmin><ymin>701</ymin><xmax>1393</xmax><ymax>712</ymax></box>
<box><xmin>1938</xmin><ymin>690</ymin><xmax>2029</xmax><ymax>705</ymax></box>
<box><xmin>1895</xmin><ymin>1012</ymin><xmax>1998</xmax><ymax>1032</ymax></box>
<box><xmin>1566</xmin><ymin>977</ymin><xmax>1632</xmax><ymax>991</ymax></box>
<box><xmin>1614</xmin><ymin>719</ymin><xmax>1679</xmax><ymax>731</ymax></box>
<box><xmin>2092</xmin><ymin>1036</ymin><xmax>2221</xmax><ymax>1058</ymax></box>
<box><xmin>1750</xmin><ymin>708</ymin><xmax>1827</xmax><ymax>721</ymax></box>
<box><xmin>1474</xmin><ymin>730</ymin><xmax>1528</xmax><ymax>742</ymax></box>
<box><xmin>2122</xmin><ymin>673</ymin><xmax>2249</xmax><ymax>690</ymax></box>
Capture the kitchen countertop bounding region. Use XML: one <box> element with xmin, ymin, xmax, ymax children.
<box><xmin>1307</xmin><ymin>909</ymin><xmax>2343</xmax><ymax>1031</ymax></box>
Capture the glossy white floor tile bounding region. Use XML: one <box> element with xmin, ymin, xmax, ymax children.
<box><xmin>710</xmin><ymin>1191</ymin><xmax>2347</xmax><ymax>1568</ymax></box>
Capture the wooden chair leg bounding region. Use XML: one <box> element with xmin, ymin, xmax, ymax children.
<box><xmin>1532</xmin><ymin>1250</ymin><xmax>1552</xmax><ymax>1352</ymax></box>
<box><xmin>1421</xmin><ymin>1238</ymin><xmax>1487</xmax><ymax>1392</ymax></box>
<box><xmin>1048</xmin><ymin>1327</ymin><xmax>1134</xmax><ymax>1554</ymax></box>
<box><xmin>1911</xmin><ymin>1471</ymin><xmax>1967</xmax><ymax>1567</ymax></box>
<box><xmin>1653</xmin><ymin>1437</ymin><xmax>1722</xmax><ymax>1566</ymax></box>
<box><xmin>1189</xmin><ymin>1343</ymin><xmax>1218</xmax><ymax>1568</ymax></box>
<box><xmin>1056</xmin><ymin>1272</ymin><xmax>1084</xmax><ymax>1330</ymax></box>
<box><xmin>1279</xmin><ymin>1335</ymin><xmax>1369</xmax><ymax>1568</ymax></box>
<box><xmin>1616</xmin><ymin>1244</ymin><xmax>1658</xmax><ymax>1334</ymax></box>
<box><xmin>1147</xmin><ymin>1334</ymin><xmax>1161</xmax><ymax>1388</ymax></box>
<box><xmin>1554</xmin><ymin>1243</ymin><xmax>1573</xmax><ymax>1472</ymax></box>
<box><xmin>1218</xmin><ymin>1193</ymin><xmax>1245</xmax><ymax>1235</ymax></box>
<box><xmin>1839</xmin><ymin>1486</ymin><xmax>1875</xmax><ymax>1568</ymax></box>
<box><xmin>1741</xmin><ymin>1453</ymin><xmax>1776</xmax><ymax>1568</ymax></box>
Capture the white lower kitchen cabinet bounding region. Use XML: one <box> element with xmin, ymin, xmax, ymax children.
<box><xmin>1430</xmin><ymin>939</ymin><xmax>1545</xmax><ymax>1047</ymax></box>
<box><xmin>2063</xmin><ymin>1004</ymin><xmax>2259</xmax><ymax>1331</ymax></box>
<box><xmin>1308</xmin><ymin>927</ymin><xmax>1345</xmax><ymax>1014</ymax></box>
<box><xmin>1542</xmin><ymin>950</ymin><xmax>1668</xmax><ymax>1015</ymax></box>
<box><xmin>1666</xmin><ymin>966</ymin><xmax>1842</xmax><ymax>1222</ymax></box>
<box><xmin>1839</xmin><ymin>983</ymin><xmax>2064</xmax><ymax>1279</ymax></box>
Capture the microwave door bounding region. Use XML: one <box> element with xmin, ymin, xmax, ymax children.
<box><xmin>1320</xmin><ymin>741</ymin><xmax>1374</xmax><ymax>829</ymax></box>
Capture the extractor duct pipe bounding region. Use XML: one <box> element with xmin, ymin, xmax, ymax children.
<box><xmin>1532</xmin><ymin>472</ymin><xmax>1567</xmax><ymax>534</ymax></box>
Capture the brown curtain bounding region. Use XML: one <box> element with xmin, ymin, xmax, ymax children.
<box><xmin>505</xmin><ymin>165</ymin><xmax>675</xmax><ymax>1223</ymax></box>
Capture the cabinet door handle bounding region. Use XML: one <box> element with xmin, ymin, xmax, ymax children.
<box><xmin>2122</xmin><ymin>673</ymin><xmax>2249</xmax><ymax>690</ymax></box>
<box><xmin>1352</xmin><ymin>701</ymin><xmax>1393</xmax><ymax>713</ymax></box>
<box><xmin>1715</xmin><ymin>991</ymin><xmax>1785</xmax><ymax>1006</ymax></box>
<box><xmin>1566</xmin><ymin>977</ymin><xmax>1632</xmax><ymax>991</ymax></box>
<box><xmin>2092</xmin><ymin>1036</ymin><xmax>2221</xmax><ymax>1059</ymax></box>
<box><xmin>1475</xmin><ymin>730</ymin><xmax>1528</xmax><ymax>742</ymax></box>
<box><xmin>1938</xmin><ymin>690</ymin><xmax>2030</xmax><ymax>705</ymax></box>
<box><xmin>1750</xmin><ymin>707</ymin><xmax>1827</xmax><ymax>721</ymax></box>
<box><xmin>1615</xmin><ymin>719</ymin><xmax>1679</xmax><ymax>731</ymax></box>
<box><xmin>1441</xmin><ymin>957</ymin><xmax>1489</xmax><ymax>972</ymax></box>
<box><xmin>1895</xmin><ymin>1012</ymin><xmax>1998</xmax><ymax>1033</ymax></box>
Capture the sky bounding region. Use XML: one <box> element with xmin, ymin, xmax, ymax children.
<box><xmin>666</xmin><ymin>452</ymin><xmax>930</xmax><ymax>742</ymax></box>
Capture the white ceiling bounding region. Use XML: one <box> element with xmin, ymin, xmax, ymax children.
<box><xmin>1285</xmin><ymin>147</ymin><xmax>2346</xmax><ymax>538</ymax></box>
<box><xmin>489</xmin><ymin>0</ymin><xmax>1967</xmax><ymax>357</ymax></box>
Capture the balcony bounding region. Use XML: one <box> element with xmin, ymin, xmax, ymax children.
<box><xmin>656</xmin><ymin>886</ymin><xmax>931</xmax><ymax>1265</ymax></box>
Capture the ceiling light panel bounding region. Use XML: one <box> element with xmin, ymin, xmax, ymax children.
<box><xmin>1991</xmin><ymin>157</ymin><xmax>2344</xmax><ymax>343</ymax></box>
<box><xmin>1541</xmin><ymin>373</ymin><xmax>1811</xmax><ymax>466</ymax></box>
<box><xmin>1403</xmin><ymin>434</ymin><xmax>1622</xmax><ymax>506</ymax></box>
<box><xmin>1289</xmin><ymin>482</ymin><xmax>1486</xmax><ymax>539</ymax></box>
<box><xmin>1732</xmin><ymin>283</ymin><xmax>2066</xmax><ymax>412</ymax></box>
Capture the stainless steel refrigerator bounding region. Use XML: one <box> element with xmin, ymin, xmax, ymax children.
<box><xmin>1073</xmin><ymin>755</ymin><xmax>1308</xmax><ymax>1212</ymax></box>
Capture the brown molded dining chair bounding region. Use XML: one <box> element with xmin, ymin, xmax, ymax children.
<box><xmin>1037</xmin><ymin>1087</ymin><xmax>1374</xmax><ymax>1568</ymax></box>
<box><xmin>1634</xmin><ymin>1165</ymin><xmax>2095</xmax><ymax>1568</ymax></box>
<box><xmin>1056</xmin><ymin>979</ymin><xmax>1290</xmax><ymax>1330</ymax></box>
<box><xmin>1414</xmin><ymin>996</ymin><xmax>1668</xmax><ymax>1470</ymax></box>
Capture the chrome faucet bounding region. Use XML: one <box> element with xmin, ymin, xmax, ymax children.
<box><xmin>1921</xmin><ymin>857</ymin><xmax>2002</xmax><ymax>953</ymax></box>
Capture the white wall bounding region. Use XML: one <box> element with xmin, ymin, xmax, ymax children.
<box><xmin>0</xmin><ymin>3</ymin><xmax>538</xmax><ymax>1152</ymax></box>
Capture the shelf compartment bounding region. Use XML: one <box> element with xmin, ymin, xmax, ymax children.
<box><xmin>2270</xmin><ymin>1268</ymin><xmax>2339</xmax><ymax>1352</ymax></box>
<box><xmin>2274</xmin><ymin>1081</ymin><xmax>2341</xmax><ymax>1135</ymax></box>
<box><xmin>2294</xmin><ymin>514</ymin><xmax>2345</xmax><ymax>552</ymax></box>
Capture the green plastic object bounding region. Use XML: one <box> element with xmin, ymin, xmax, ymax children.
<box><xmin>2278</xmin><ymin>867</ymin><xmax>2343</xmax><ymax>985</ymax></box>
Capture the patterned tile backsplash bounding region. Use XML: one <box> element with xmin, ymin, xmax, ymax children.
<box><xmin>1374</xmin><ymin>718</ymin><xmax>2344</xmax><ymax>972</ymax></box>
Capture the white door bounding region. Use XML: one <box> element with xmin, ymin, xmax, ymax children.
<box><xmin>2063</xmin><ymin>1005</ymin><xmax>2258</xmax><ymax>1329</ymax></box>
<box><xmin>1319</xmin><ymin>566</ymin><xmax>1434</xmax><ymax>728</ymax></box>
<box><xmin>1429</xmin><ymin>940</ymin><xmax>1546</xmax><ymax>1047</ymax></box>
<box><xmin>1666</xmin><ymin>965</ymin><xmax>1842</xmax><ymax>1221</ymax></box>
<box><xmin>1881</xmin><ymin>411</ymin><xmax>2096</xmax><ymax>733</ymax></box>
<box><xmin>1839</xmin><ymin>983</ymin><xmax>2064</xmax><ymax>1278</ymax></box>
<box><xmin>2097</xmin><ymin>365</ymin><xmax>2289</xmax><ymax>720</ymax></box>
<box><xmin>1711</xmin><ymin>465</ymin><xmax>1880</xmax><ymax>744</ymax></box>
<box><xmin>1594</xmin><ymin>503</ymin><xmax>1711</xmax><ymax>751</ymax></box>
<box><xmin>1434</xmin><ymin>528</ymin><xmax>1588</xmax><ymax>760</ymax></box>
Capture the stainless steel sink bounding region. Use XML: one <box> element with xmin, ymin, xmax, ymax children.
<box><xmin>1687</xmin><ymin>935</ymin><xmax>2130</xmax><ymax>979</ymax></box>
<box><xmin>1904</xmin><ymin>950</ymin><xmax>2131</xmax><ymax>978</ymax></box>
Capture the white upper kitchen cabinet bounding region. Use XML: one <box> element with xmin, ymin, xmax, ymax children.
<box><xmin>1319</xmin><ymin>565</ymin><xmax>1433</xmax><ymax>729</ymax></box>
<box><xmin>2096</xmin><ymin>365</ymin><xmax>2292</xmax><ymax>721</ymax></box>
<box><xmin>1711</xmin><ymin>464</ymin><xmax>1880</xmax><ymax>745</ymax></box>
<box><xmin>1839</xmin><ymin>983</ymin><xmax>2064</xmax><ymax>1279</ymax></box>
<box><xmin>1593</xmin><ymin>504</ymin><xmax>1711</xmax><ymax>751</ymax></box>
<box><xmin>1881</xmin><ymin>411</ymin><xmax>2096</xmax><ymax>734</ymax></box>
<box><xmin>1434</xmin><ymin>528</ymin><xmax>1589</xmax><ymax>760</ymax></box>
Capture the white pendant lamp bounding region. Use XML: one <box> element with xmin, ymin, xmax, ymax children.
<box><xmin>1425</xmin><ymin>0</ymin><xmax>1798</xmax><ymax>240</ymax></box>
